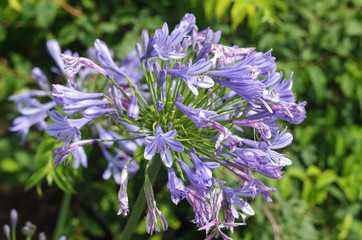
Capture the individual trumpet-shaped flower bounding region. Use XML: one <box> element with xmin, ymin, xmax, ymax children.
<box><xmin>231</xmin><ymin>117</ymin><xmax>272</xmax><ymax>145</ymax></box>
<box><xmin>175</xmin><ymin>100</ymin><xmax>217</xmax><ymax>128</ymax></box>
<box><xmin>166</xmin><ymin>59</ymin><xmax>214</xmax><ymax>96</ymax></box>
<box><xmin>82</xmin><ymin>106</ymin><xmax>113</xmax><ymax>119</ymax></box>
<box><xmin>9</xmin><ymin>99</ymin><xmax>56</xmax><ymax>145</ymax></box>
<box><xmin>167</xmin><ymin>166</ymin><xmax>188</xmax><ymax>205</ymax></box>
<box><xmin>143</xmin><ymin>14</ymin><xmax>195</xmax><ymax>60</ymax></box>
<box><xmin>47</xmin><ymin>39</ymin><xmax>66</xmax><ymax>76</ymax></box>
<box><xmin>117</xmin><ymin>163</ymin><xmax>130</xmax><ymax>216</ymax></box>
<box><xmin>144</xmin><ymin>123</ymin><xmax>184</xmax><ymax>167</ymax></box>
<box><xmin>219</xmin><ymin>182</ymin><xmax>255</xmax><ymax>218</ymax></box>
<box><xmin>46</xmin><ymin>110</ymin><xmax>92</xmax><ymax>145</ymax></box>
<box><xmin>53</xmin><ymin>139</ymin><xmax>97</xmax><ymax>168</ymax></box>
<box><xmin>210</xmin><ymin>44</ymin><xmax>255</xmax><ymax>67</ymax></box>
<box><xmin>62</xmin><ymin>99</ymin><xmax>110</xmax><ymax>115</ymax></box>
<box><xmin>60</xmin><ymin>54</ymin><xmax>109</xmax><ymax>80</ymax></box>
<box><xmin>185</xmin><ymin>186</ymin><xmax>212</xmax><ymax>228</ymax></box>
<box><xmin>144</xmin><ymin>175</ymin><xmax>168</xmax><ymax>235</ymax></box>
<box><xmin>52</xmin><ymin>84</ymin><xmax>104</xmax><ymax>105</ymax></box>
<box><xmin>230</xmin><ymin>146</ymin><xmax>285</xmax><ymax>179</ymax></box>
<box><xmin>189</xmin><ymin>149</ymin><xmax>216</xmax><ymax>192</ymax></box>
<box><xmin>31</xmin><ymin>67</ymin><xmax>50</xmax><ymax>91</ymax></box>
<box><xmin>270</xmin><ymin>102</ymin><xmax>307</xmax><ymax>124</ymax></box>
<box><xmin>198</xmin><ymin>187</ymin><xmax>246</xmax><ymax>240</ymax></box>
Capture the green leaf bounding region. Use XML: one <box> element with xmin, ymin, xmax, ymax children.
<box><xmin>231</xmin><ymin>0</ymin><xmax>247</xmax><ymax>31</ymax></box>
<box><xmin>35</xmin><ymin>1</ymin><xmax>58</xmax><ymax>28</ymax></box>
<box><xmin>302</xmin><ymin>178</ymin><xmax>314</xmax><ymax>205</ymax></box>
<box><xmin>306</xmin><ymin>165</ymin><xmax>321</xmax><ymax>177</ymax></box>
<box><xmin>0</xmin><ymin>26</ymin><xmax>6</xmax><ymax>42</ymax></box>
<box><xmin>58</xmin><ymin>24</ymin><xmax>78</xmax><ymax>45</ymax></box>
<box><xmin>0</xmin><ymin>158</ymin><xmax>21</xmax><ymax>172</ymax></box>
<box><xmin>35</xmin><ymin>137</ymin><xmax>57</xmax><ymax>168</ymax></box>
<box><xmin>288</xmin><ymin>167</ymin><xmax>306</xmax><ymax>180</ymax></box>
<box><xmin>25</xmin><ymin>167</ymin><xmax>48</xmax><ymax>191</ymax></box>
<box><xmin>53</xmin><ymin>169</ymin><xmax>75</xmax><ymax>193</ymax></box>
<box><xmin>279</xmin><ymin>175</ymin><xmax>293</xmax><ymax>198</ymax></box>
<box><xmin>215</xmin><ymin>0</ymin><xmax>233</xmax><ymax>21</ymax></box>
<box><xmin>316</xmin><ymin>170</ymin><xmax>338</xmax><ymax>189</ymax></box>
<box><xmin>306</xmin><ymin>65</ymin><xmax>327</xmax><ymax>104</ymax></box>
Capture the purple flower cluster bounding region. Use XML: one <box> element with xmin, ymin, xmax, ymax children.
<box><xmin>9</xmin><ymin>13</ymin><xmax>306</xmax><ymax>239</ymax></box>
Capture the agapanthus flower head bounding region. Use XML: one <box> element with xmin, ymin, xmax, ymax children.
<box><xmin>10</xmin><ymin>12</ymin><xmax>306</xmax><ymax>239</ymax></box>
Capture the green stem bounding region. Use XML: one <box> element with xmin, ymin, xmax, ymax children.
<box><xmin>11</xmin><ymin>227</ymin><xmax>15</xmax><ymax>240</ymax></box>
<box><xmin>52</xmin><ymin>192</ymin><xmax>72</xmax><ymax>240</ymax></box>
<box><xmin>120</xmin><ymin>155</ymin><xmax>162</xmax><ymax>240</ymax></box>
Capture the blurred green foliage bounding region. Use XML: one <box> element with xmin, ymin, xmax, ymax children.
<box><xmin>1</xmin><ymin>0</ymin><xmax>361</xmax><ymax>239</ymax></box>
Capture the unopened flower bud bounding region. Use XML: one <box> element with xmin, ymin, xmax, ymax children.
<box><xmin>10</xmin><ymin>209</ymin><xmax>18</xmax><ymax>229</ymax></box>
<box><xmin>114</xmin><ymin>98</ymin><xmax>124</xmax><ymax>116</ymax></box>
<box><xmin>39</xmin><ymin>232</ymin><xmax>46</xmax><ymax>240</ymax></box>
<box><xmin>182</xmin><ymin>39</ymin><xmax>189</xmax><ymax>54</ymax></box>
<box><xmin>158</xmin><ymin>70</ymin><xmax>167</xmax><ymax>86</ymax></box>
<box><xmin>176</xmin><ymin>94</ymin><xmax>183</xmax><ymax>103</ymax></box>
<box><xmin>135</xmin><ymin>43</ymin><xmax>142</xmax><ymax>58</ymax></box>
<box><xmin>83</xmin><ymin>106</ymin><xmax>113</xmax><ymax>119</ymax></box>
<box><xmin>205</xmin><ymin>28</ymin><xmax>213</xmax><ymax>43</ymax></box>
<box><xmin>127</xmin><ymin>97</ymin><xmax>139</xmax><ymax>120</ymax></box>
<box><xmin>212</xmin><ymin>30</ymin><xmax>222</xmax><ymax>44</ymax></box>
<box><xmin>194</xmin><ymin>42</ymin><xmax>202</xmax><ymax>54</ymax></box>
<box><xmin>153</xmin><ymin>62</ymin><xmax>161</xmax><ymax>77</ymax></box>
<box><xmin>173</xmin><ymin>62</ymin><xmax>182</xmax><ymax>70</ymax></box>
<box><xmin>3</xmin><ymin>225</ymin><xmax>10</xmax><ymax>238</ymax></box>
<box><xmin>141</xmin><ymin>30</ymin><xmax>149</xmax><ymax>51</ymax></box>
<box><xmin>191</xmin><ymin>28</ymin><xmax>198</xmax><ymax>48</ymax></box>
<box><xmin>167</xmin><ymin>122</ymin><xmax>173</xmax><ymax>130</ymax></box>
<box><xmin>143</xmin><ymin>60</ymin><xmax>150</xmax><ymax>72</ymax></box>
<box><xmin>156</xmin><ymin>101</ymin><xmax>164</xmax><ymax>112</ymax></box>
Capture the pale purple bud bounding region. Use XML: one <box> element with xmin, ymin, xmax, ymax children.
<box><xmin>153</xmin><ymin>62</ymin><xmax>161</xmax><ymax>77</ymax></box>
<box><xmin>10</xmin><ymin>209</ymin><xmax>17</xmax><ymax>229</ymax></box>
<box><xmin>141</xmin><ymin>30</ymin><xmax>149</xmax><ymax>51</ymax></box>
<box><xmin>191</xmin><ymin>28</ymin><xmax>198</xmax><ymax>48</ymax></box>
<box><xmin>194</xmin><ymin>42</ymin><xmax>202</xmax><ymax>54</ymax></box>
<box><xmin>167</xmin><ymin>122</ymin><xmax>173</xmax><ymax>130</ymax></box>
<box><xmin>127</xmin><ymin>97</ymin><xmax>139</xmax><ymax>120</ymax></box>
<box><xmin>205</xmin><ymin>28</ymin><xmax>213</xmax><ymax>43</ymax></box>
<box><xmin>86</xmin><ymin>48</ymin><xmax>97</xmax><ymax>61</ymax></box>
<box><xmin>111</xmin><ymin>85</ymin><xmax>119</xmax><ymax>98</ymax></box>
<box><xmin>143</xmin><ymin>61</ymin><xmax>150</xmax><ymax>72</ymax></box>
<box><xmin>158</xmin><ymin>70</ymin><xmax>167</xmax><ymax>86</ymax></box>
<box><xmin>212</xmin><ymin>30</ymin><xmax>222</xmax><ymax>44</ymax></box>
<box><xmin>173</xmin><ymin>62</ymin><xmax>182</xmax><ymax>70</ymax></box>
<box><xmin>156</xmin><ymin>101</ymin><xmax>164</xmax><ymax>112</ymax></box>
<box><xmin>3</xmin><ymin>225</ymin><xmax>10</xmax><ymax>238</ymax></box>
<box><xmin>195</xmin><ymin>42</ymin><xmax>211</xmax><ymax>62</ymax></box>
<box><xmin>31</xmin><ymin>67</ymin><xmax>50</xmax><ymax>91</ymax></box>
<box><xmin>176</xmin><ymin>94</ymin><xmax>183</xmax><ymax>103</ymax></box>
<box><xmin>58</xmin><ymin>236</ymin><xmax>67</xmax><ymax>240</ymax></box>
<box><xmin>114</xmin><ymin>98</ymin><xmax>124</xmax><ymax>116</ymax></box>
<box><xmin>82</xmin><ymin>106</ymin><xmax>113</xmax><ymax>119</ymax></box>
<box><xmin>182</xmin><ymin>38</ymin><xmax>189</xmax><ymax>54</ymax></box>
<box><xmin>135</xmin><ymin>43</ymin><xmax>142</xmax><ymax>58</ymax></box>
<box><xmin>39</xmin><ymin>232</ymin><xmax>46</xmax><ymax>240</ymax></box>
<box><xmin>215</xmin><ymin>57</ymin><xmax>223</xmax><ymax>69</ymax></box>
